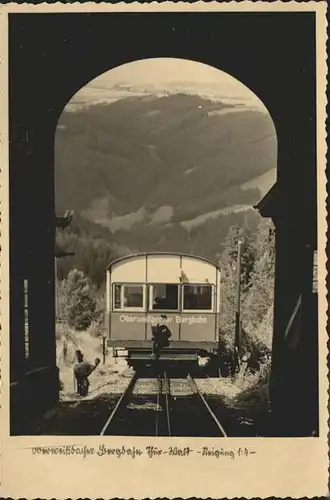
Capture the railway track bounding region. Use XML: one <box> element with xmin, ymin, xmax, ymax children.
<box><xmin>100</xmin><ymin>372</ymin><xmax>138</xmax><ymax>436</ymax></box>
<box><xmin>100</xmin><ymin>373</ymin><xmax>227</xmax><ymax>437</ymax></box>
<box><xmin>156</xmin><ymin>372</ymin><xmax>172</xmax><ymax>436</ymax></box>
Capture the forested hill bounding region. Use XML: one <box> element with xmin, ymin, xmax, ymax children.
<box><xmin>55</xmin><ymin>93</ymin><xmax>277</xmax><ymax>283</ymax></box>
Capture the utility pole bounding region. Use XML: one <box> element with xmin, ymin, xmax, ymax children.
<box><xmin>235</xmin><ymin>239</ymin><xmax>242</xmax><ymax>351</ymax></box>
<box><xmin>102</xmin><ymin>336</ymin><xmax>106</xmax><ymax>365</ymax></box>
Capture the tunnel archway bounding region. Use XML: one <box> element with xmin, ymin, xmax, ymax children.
<box><xmin>54</xmin><ymin>56</ymin><xmax>278</xmax><ymax>360</ymax></box>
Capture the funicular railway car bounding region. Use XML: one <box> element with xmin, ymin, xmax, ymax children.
<box><xmin>106</xmin><ymin>252</ymin><xmax>221</xmax><ymax>368</ymax></box>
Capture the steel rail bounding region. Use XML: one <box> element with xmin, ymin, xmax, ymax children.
<box><xmin>99</xmin><ymin>372</ymin><xmax>138</xmax><ymax>436</ymax></box>
<box><xmin>164</xmin><ymin>372</ymin><xmax>172</xmax><ymax>437</ymax></box>
<box><xmin>155</xmin><ymin>374</ymin><xmax>162</xmax><ymax>436</ymax></box>
<box><xmin>187</xmin><ymin>374</ymin><xmax>227</xmax><ymax>437</ymax></box>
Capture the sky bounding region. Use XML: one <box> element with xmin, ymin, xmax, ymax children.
<box><xmin>68</xmin><ymin>58</ymin><xmax>267</xmax><ymax>112</ymax></box>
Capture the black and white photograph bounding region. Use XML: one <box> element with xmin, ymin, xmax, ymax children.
<box><xmin>1</xmin><ymin>3</ymin><xmax>328</xmax><ymax>499</ymax></box>
<box><xmin>51</xmin><ymin>57</ymin><xmax>279</xmax><ymax>438</ymax></box>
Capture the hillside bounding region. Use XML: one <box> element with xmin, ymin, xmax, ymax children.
<box><xmin>55</xmin><ymin>93</ymin><xmax>277</xmax><ymax>276</ymax></box>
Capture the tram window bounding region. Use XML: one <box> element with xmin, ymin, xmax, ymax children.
<box><xmin>114</xmin><ymin>284</ymin><xmax>122</xmax><ymax>309</ymax></box>
<box><xmin>150</xmin><ymin>284</ymin><xmax>179</xmax><ymax>311</ymax></box>
<box><xmin>183</xmin><ymin>285</ymin><xmax>213</xmax><ymax>311</ymax></box>
<box><xmin>113</xmin><ymin>284</ymin><xmax>144</xmax><ymax>309</ymax></box>
<box><xmin>124</xmin><ymin>285</ymin><xmax>143</xmax><ymax>308</ymax></box>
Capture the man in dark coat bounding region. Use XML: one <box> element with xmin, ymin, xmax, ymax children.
<box><xmin>73</xmin><ymin>350</ymin><xmax>100</xmax><ymax>396</ymax></box>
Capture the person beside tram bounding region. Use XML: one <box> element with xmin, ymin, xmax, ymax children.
<box><xmin>73</xmin><ymin>350</ymin><xmax>100</xmax><ymax>396</ymax></box>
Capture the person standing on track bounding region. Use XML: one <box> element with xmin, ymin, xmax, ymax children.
<box><xmin>73</xmin><ymin>350</ymin><xmax>101</xmax><ymax>397</ymax></box>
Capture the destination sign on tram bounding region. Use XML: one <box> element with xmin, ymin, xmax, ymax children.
<box><xmin>119</xmin><ymin>314</ymin><xmax>209</xmax><ymax>325</ymax></box>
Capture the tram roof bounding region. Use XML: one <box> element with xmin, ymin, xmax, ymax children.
<box><xmin>106</xmin><ymin>251</ymin><xmax>220</xmax><ymax>272</ymax></box>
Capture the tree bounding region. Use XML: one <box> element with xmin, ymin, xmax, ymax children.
<box><xmin>219</xmin><ymin>225</ymin><xmax>257</xmax><ymax>337</ymax></box>
<box><xmin>221</xmin><ymin>225</ymin><xmax>256</xmax><ymax>287</ymax></box>
<box><xmin>58</xmin><ymin>268</ymin><xmax>97</xmax><ymax>331</ymax></box>
<box><xmin>55</xmin><ymin>209</ymin><xmax>75</xmax><ymax>260</ymax></box>
<box><xmin>56</xmin><ymin>209</ymin><xmax>74</xmax><ymax>230</ymax></box>
<box><xmin>242</xmin><ymin>219</ymin><xmax>275</xmax><ymax>348</ymax></box>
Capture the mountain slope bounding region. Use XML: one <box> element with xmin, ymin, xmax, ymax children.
<box><xmin>55</xmin><ymin>93</ymin><xmax>277</xmax><ymax>263</ymax></box>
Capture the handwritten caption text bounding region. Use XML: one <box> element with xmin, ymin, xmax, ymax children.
<box><xmin>30</xmin><ymin>445</ymin><xmax>256</xmax><ymax>460</ymax></box>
